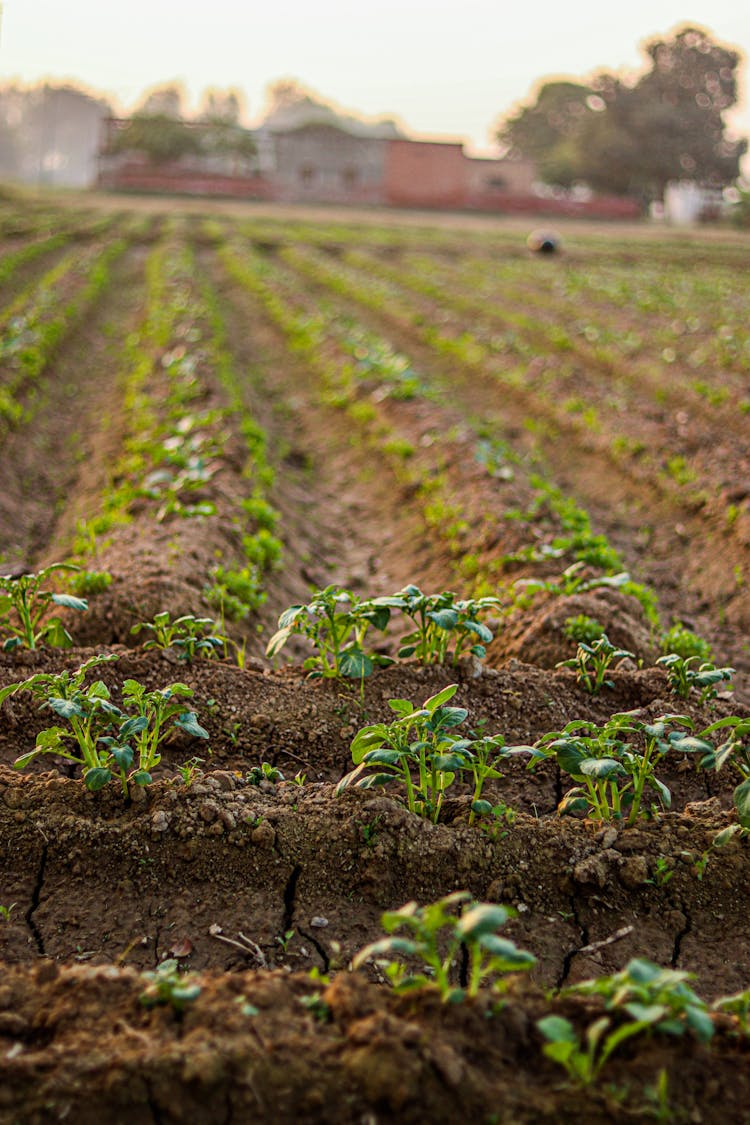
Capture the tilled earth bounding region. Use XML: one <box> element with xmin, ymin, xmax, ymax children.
<box><xmin>1</xmin><ymin>199</ymin><xmax>750</xmax><ymax>1123</ymax></box>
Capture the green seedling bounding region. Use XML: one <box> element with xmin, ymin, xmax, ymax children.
<box><xmin>557</xmin><ymin>634</ymin><xmax>634</xmax><ymax>694</ymax></box>
<box><xmin>698</xmin><ymin>716</ymin><xmax>750</xmax><ymax>827</ymax></box>
<box><xmin>656</xmin><ymin>654</ymin><xmax>734</xmax><ymax>703</ymax></box>
<box><xmin>647</xmin><ymin>856</ymin><xmax>674</xmax><ymax>886</ymax></box>
<box><xmin>353</xmin><ymin>891</ymin><xmax>535</xmax><ymax>1002</ymax></box>
<box><xmin>0</xmin><ymin>903</ymin><xmax>17</xmax><ymax>923</ymax></box>
<box><xmin>0</xmin><ymin>563</ymin><xmax>87</xmax><ymax>650</ymax></box>
<box><xmin>660</xmin><ymin>623</ymin><xmax>712</xmax><ymax>662</ymax></box>
<box><xmin>337</xmin><ymin>684</ymin><xmax>530</xmax><ymax>823</ymax></box>
<box><xmin>176</xmin><ymin>755</ymin><xmax>206</xmax><ymax>788</ymax></box>
<box><xmin>538</xmin><ymin>1012</ymin><xmax>657</xmax><ymax>1088</ymax></box>
<box><xmin>563</xmin><ymin>615</ymin><xmax>605</xmax><ymax>646</ymax></box>
<box><xmin>0</xmin><ymin>657</ymin><xmax>209</xmax><ymax>794</ymax></box>
<box><xmin>131</xmin><ymin>611</ymin><xmax>227</xmax><ymax>662</ymax></box>
<box><xmin>69</xmin><ymin>570</ymin><xmax>112</xmax><ymax>596</ymax></box>
<box><xmin>267</xmin><ymin>585</ymin><xmax>392</xmax><ymax>679</ymax></box>
<box><xmin>565</xmin><ymin>957</ymin><xmax>714</xmax><ymax>1043</ymax></box>
<box><xmin>139</xmin><ymin>958</ymin><xmax>201</xmax><ymax>1011</ymax></box>
<box><xmin>713</xmin><ymin>989</ymin><xmax>750</xmax><ymax>1036</ymax></box>
<box><xmin>276</xmin><ymin>929</ymin><xmax>295</xmax><ymax>954</ymax></box>
<box><xmin>529</xmin><ymin>712</ymin><xmax>700</xmax><ymax>825</ymax></box>
<box><xmin>472</xmin><ymin>800</ymin><xmax>517</xmax><ymax>840</ymax></box>
<box><xmin>374</xmin><ymin>585</ymin><xmax>501</xmax><ymax>665</ymax></box>
<box><xmin>246</xmin><ymin>762</ymin><xmax>284</xmax><ymax>785</ymax></box>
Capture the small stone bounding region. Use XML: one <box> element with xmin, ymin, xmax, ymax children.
<box><xmin>199</xmin><ymin>800</ymin><xmax>219</xmax><ymax>823</ymax></box>
<box><xmin>151</xmin><ymin>810</ymin><xmax>170</xmax><ymax>833</ymax></box>
<box><xmin>310</xmin><ymin>916</ymin><xmax>328</xmax><ymax>928</ymax></box>
<box><xmin>618</xmin><ymin>855</ymin><xmax>649</xmax><ymax>889</ymax></box>
<box><xmin>573</xmin><ymin>853</ymin><xmax>609</xmax><ymax>888</ymax></box>
<box><xmin>251</xmin><ymin>822</ymin><xmax>276</xmax><ymax>849</ymax></box>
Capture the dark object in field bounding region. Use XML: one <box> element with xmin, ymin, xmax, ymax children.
<box><xmin>527</xmin><ymin>230</ymin><xmax>559</xmax><ymax>254</ymax></box>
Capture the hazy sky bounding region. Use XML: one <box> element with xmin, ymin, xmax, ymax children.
<box><xmin>2</xmin><ymin>1</ymin><xmax>749</xmax><ymax>153</ymax></box>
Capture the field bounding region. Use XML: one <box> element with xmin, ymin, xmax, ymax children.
<box><xmin>1</xmin><ymin>193</ymin><xmax>750</xmax><ymax>1123</ymax></box>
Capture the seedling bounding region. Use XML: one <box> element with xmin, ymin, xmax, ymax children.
<box><xmin>374</xmin><ymin>585</ymin><xmax>501</xmax><ymax>665</ymax></box>
<box><xmin>660</xmin><ymin>623</ymin><xmax>712</xmax><ymax>663</ymax></box>
<box><xmin>139</xmin><ymin>958</ymin><xmax>201</xmax><ymax>1011</ymax></box>
<box><xmin>267</xmin><ymin>585</ymin><xmax>392</xmax><ymax>679</ymax></box>
<box><xmin>131</xmin><ymin>611</ymin><xmax>227</xmax><ymax>662</ymax></box>
<box><xmin>540</xmin><ymin>957</ymin><xmax>713</xmax><ymax>1088</ymax></box>
<box><xmin>0</xmin><ymin>657</ymin><xmax>209</xmax><ymax>794</ymax></box>
<box><xmin>529</xmin><ymin>713</ymin><xmax>700</xmax><ymax>825</ymax></box>
<box><xmin>563</xmin><ymin>615</ymin><xmax>605</xmax><ymax>646</ymax></box>
<box><xmin>353</xmin><ymin>892</ymin><xmax>535</xmax><ymax>1002</ymax></box>
<box><xmin>656</xmin><ymin>654</ymin><xmax>734</xmax><ymax>703</ymax></box>
<box><xmin>0</xmin><ymin>903</ymin><xmax>17</xmax><ymax>923</ymax></box>
<box><xmin>337</xmin><ymin>684</ymin><xmax>529</xmax><ymax>823</ymax></box>
<box><xmin>698</xmin><ymin>716</ymin><xmax>750</xmax><ymax>827</ymax></box>
<box><xmin>0</xmin><ymin>563</ymin><xmax>87</xmax><ymax>650</ymax></box>
<box><xmin>565</xmin><ymin>957</ymin><xmax>714</xmax><ymax>1043</ymax></box>
<box><xmin>247</xmin><ymin>762</ymin><xmax>284</xmax><ymax>785</ymax></box>
<box><xmin>557</xmin><ymin>634</ymin><xmax>634</xmax><ymax>694</ymax></box>
<box><xmin>176</xmin><ymin>755</ymin><xmax>206</xmax><ymax>788</ymax></box>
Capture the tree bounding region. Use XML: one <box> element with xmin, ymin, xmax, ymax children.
<box><xmin>497</xmin><ymin>25</ymin><xmax>747</xmax><ymax>202</ymax></box>
<box><xmin>498</xmin><ymin>80</ymin><xmax>597</xmax><ymax>188</ymax></box>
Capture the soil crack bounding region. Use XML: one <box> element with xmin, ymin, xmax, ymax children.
<box><xmin>282</xmin><ymin>864</ymin><xmax>302</xmax><ymax>935</ymax></box>
<box><xmin>556</xmin><ymin>894</ymin><xmax>590</xmax><ymax>989</ymax></box>
<box><xmin>298</xmin><ymin>927</ymin><xmax>330</xmax><ymax>973</ymax></box>
<box><xmin>25</xmin><ymin>843</ymin><xmax>48</xmax><ymax>956</ymax></box>
<box><xmin>671</xmin><ymin>903</ymin><xmax>692</xmax><ymax>968</ymax></box>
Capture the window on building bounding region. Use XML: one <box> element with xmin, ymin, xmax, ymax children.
<box><xmin>299</xmin><ymin>165</ymin><xmax>316</xmax><ymax>185</ymax></box>
<box><xmin>342</xmin><ymin>166</ymin><xmax>358</xmax><ymax>190</ymax></box>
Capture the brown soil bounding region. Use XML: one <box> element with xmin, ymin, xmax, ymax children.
<box><xmin>1</xmin><ymin>198</ymin><xmax>750</xmax><ymax>1122</ymax></box>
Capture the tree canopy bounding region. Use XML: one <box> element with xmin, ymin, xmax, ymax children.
<box><xmin>497</xmin><ymin>26</ymin><xmax>747</xmax><ymax>202</ymax></box>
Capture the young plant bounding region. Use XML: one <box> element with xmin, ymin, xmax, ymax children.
<box><xmin>530</xmin><ymin>712</ymin><xmax>701</xmax><ymax>825</ymax></box>
<box><xmin>0</xmin><ymin>903</ymin><xmax>17</xmax><ymax>923</ymax></box>
<box><xmin>557</xmin><ymin>633</ymin><xmax>634</xmax><ymax>694</ymax></box>
<box><xmin>267</xmin><ymin>585</ymin><xmax>392</xmax><ymax>679</ymax></box>
<box><xmin>352</xmin><ymin>892</ymin><xmax>535</xmax><ymax>1002</ymax></box>
<box><xmin>656</xmin><ymin>653</ymin><xmax>734</xmax><ymax>703</ymax></box>
<box><xmin>337</xmin><ymin>685</ymin><xmax>526</xmax><ymax>823</ymax></box>
<box><xmin>374</xmin><ymin>585</ymin><xmax>501</xmax><ymax>665</ymax></box>
<box><xmin>246</xmin><ymin>761</ymin><xmax>284</xmax><ymax>785</ymax></box>
<box><xmin>698</xmin><ymin>716</ymin><xmax>750</xmax><ymax>827</ymax></box>
<box><xmin>139</xmin><ymin>958</ymin><xmax>201</xmax><ymax>1011</ymax></box>
<box><xmin>0</xmin><ymin>657</ymin><xmax>209</xmax><ymax>794</ymax></box>
<box><xmin>565</xmin><ymin>958</ymin><xmax>714</xmax><ymax>1043</ymax></box>
<box><xmin>563</xmin><ymin>614</ymin><xmax>605</xmax><ymax>646</ymax></box>
<box><xmin>0</xmin><ymin>563</ymin><xmax>87</xmax><ymax>651</ymax></box>
<box><xmin>131</xmin><ymin>611</ymin><xmax>227</xmax><ymax>662</ymax></box>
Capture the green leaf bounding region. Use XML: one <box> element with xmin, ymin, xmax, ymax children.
<box><xmin>48</xmin><ymin>697</ymin><xmax>84</xmax><ymax>720</ymax></box>
<box><xmin>175</xmin><ymin>712</ymin><xmax>209</xmax><ymax>739</ymax></box>
<box><xmin>131</xmin><ymin>770</ymin><xmax>152</xmax><ymax>786</ymax></box>
<box><xmin>537</xmin><ymin>1015</ymin><xmax>577</xmax><ymax>1045</ymax></box>
<box><xmin>362</xmin><ymin>748</ymin><xmax>402</xmax><ymax>766</ymax></box>
<box><xmin>388</xmin><ymin>699</ymin><xmax>415</xmax><ymax>717</ymax></box>
<box><xmin>120</xmin><ymin>715</ymin><xmax>149</xmax><ymax>739</ymax></box>
<box><xmin>351</xmin><ymin>727</ymin><xmax>387</xmax><ymax>764</ymax></box>
<box><xmin>265</xmin><ymin>624</ymin><xmax>294</xmax><ymax>658</ymax></box>
<box><xmin>52</xmin><ymin>593</ymin><xmax>88</xmax><ymax>612</ymax></box>
<box><xmin>580</xmin><ymin>757</ymin><xmax>627</xmax><ymax>779</ymax></box>
<box><xmin>456</xmin><ymin>904</ymin><xmax>510</xmax><ymax>938</ymax></box>
<box><xmin>423</xmin><ymin>684</ymin><xmax>459</xmax><ymax>712</ymax></box>
<box><xmin>339</xmin><ymin>649</ymin><xmax>373</xmax><ymax>678</ymax></box>
<box><xmin>42</xmin><ymin>618</ymin><xmax>73</xmax><ymax>648</ymax></box>
<box><xmin>84</xmin><ymin>767</ymin><xmax>112</xmax><ymax>791</ymax></box>
<box><xmin>734</xmin><ymin>777</ymin><xmax>750</xmax><ymax>828</ymax></box>
<box><xmin>427</xmin><ymin>608</ymin><xmax>459</xmax><ymax>631</ymax></box>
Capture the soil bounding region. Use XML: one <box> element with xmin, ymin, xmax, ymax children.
<box><xmin>1</xmin><ymin>197</ymin><xmax>750</xmax><ymax>1123</ymax></box>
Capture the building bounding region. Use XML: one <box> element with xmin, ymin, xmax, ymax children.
<box><xmin>97</xmin><ymin>115</ymin><xmax>637</xmax><ymax>218</ymax></box>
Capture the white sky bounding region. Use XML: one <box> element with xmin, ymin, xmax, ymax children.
<box><xmin>2</xmin><ymin>0</ymin><xmax>749</xmax><ymax>154</ymax></box>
